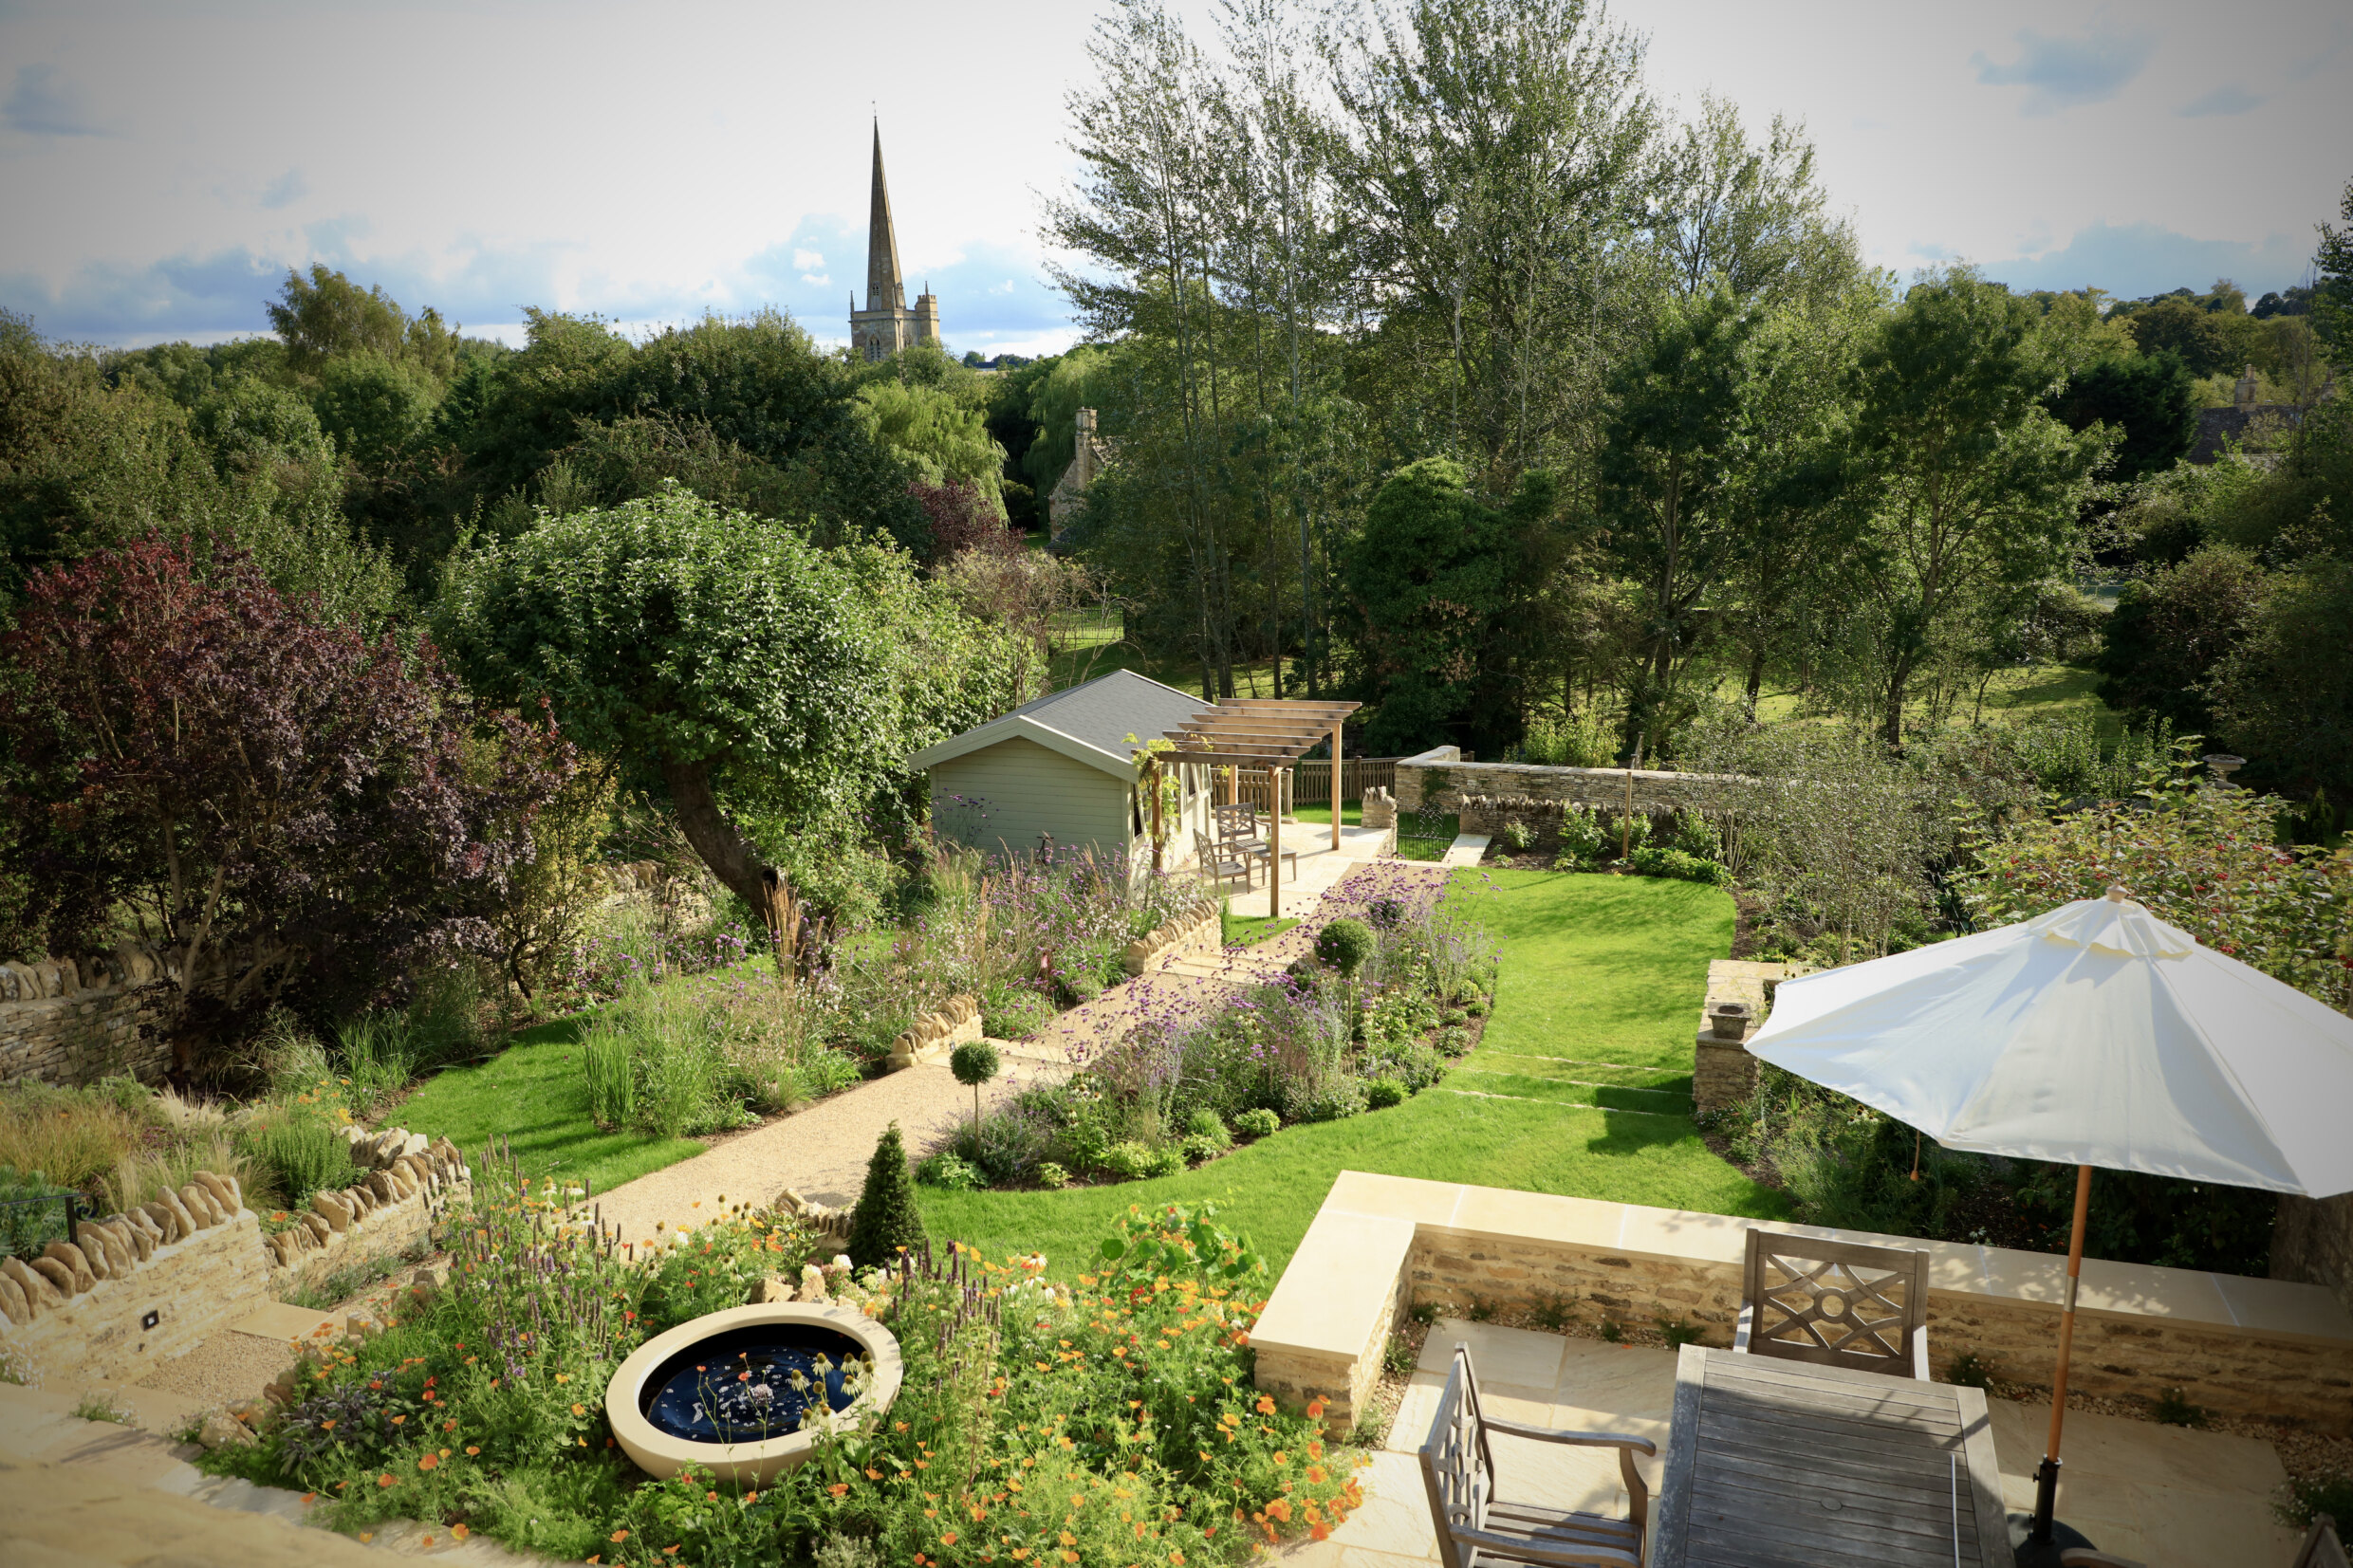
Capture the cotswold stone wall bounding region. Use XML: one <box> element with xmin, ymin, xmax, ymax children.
<box><xmin>2276</xmin><ymin>1193</ymin><xmax>2353</xmax><ymax>1319</ymax></box>
<box><xmin>1392</xmin><ymin>747</ymin><xmax>1741</xmax><ymax>820</ymax></box>
<box><xmin>0</xmin><ymin>953</ymin><xmax>176</xmax><ymax>1086</ymax></box>
<box><xmin>1253</xmin><ymin>1173</ymin><xmax>2353</xmax><ymax>1440</ymax></box>
<box><xmin>0</xmin><ymin>1134</ymin><xmax>471</xmax><ymax>1385</ymax></box>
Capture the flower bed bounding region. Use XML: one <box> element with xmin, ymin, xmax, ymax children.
<box><xmin>920</xmin><ymin>868</ymin><xmax>1497</xmax><ymax>1193</ymax></box>
<box><xmin>199</xmin><ymin>1153</ymin><xmax>1357</xmax><ymax>1566</ymax></box>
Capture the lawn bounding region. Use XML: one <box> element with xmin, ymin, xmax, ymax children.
<box><xmin>1296</xmin><ymin>801</ymin><xmax>1458</xmax><ymax>860</ymax></box>
<box><xmin>917</xmin><ymin>869</ymin><xmax>1788</xmax><ymax>1277</ymax></box>
<box><xmin>392</xmin><ymin>1016</ymin><xmax>705</xmax><ymax>1193</ymax></box>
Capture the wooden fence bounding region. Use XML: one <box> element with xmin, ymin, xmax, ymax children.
<box><xmin>1224</xmin><ymin>758</ymin><xmax>1400</xmax><ymax>813</ymax></box>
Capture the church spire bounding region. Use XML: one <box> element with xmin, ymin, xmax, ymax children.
<box><xmin>865</xmin><ymin>120</ymin><xmax>905</xmax><ymax>313</ymax></box>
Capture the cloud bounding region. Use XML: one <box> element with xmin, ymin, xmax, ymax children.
<box><xmin>1981</xmin><ymin>221</ymin><xmax>2313</xmax><ymax>300</ymax></box>
<box><xmin>1972</xmin><ymin>24</ymin><xmax>2157</xmax><ymax>115</ymax></box>
<box><xmin>2178</xmin><ymin>84</ymin><xmax>2263</xmax><ymax>118</ymax></box>
<box><xmin>792</xmin><ymin>249</ymin><xmax>825</xmax><ymax>270</ymax></box>
<box><xmin>1</xmin><ymin>214</ymin><xmax>1080</xmax><ymax>353</ymax></box>
<box><xmin>4</xmin><ymin>64</ymin><xmax>108</xmax><ymax>136</ymax></box>
<box><xmin>259</xmin><ymin>169</ymin><xmax>307</xmax><ymax>210</ymax></box>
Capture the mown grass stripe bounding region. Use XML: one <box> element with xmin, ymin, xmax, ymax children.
<box><xmin>1436</xmin><ymin>1087</ymin><xmax>1688</xmax><ymax>1119</ymax></box>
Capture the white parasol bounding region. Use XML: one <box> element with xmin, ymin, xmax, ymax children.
<box><xmin>1746</xmin><ymin>888</ymin><xmax>2353</xmax><ymax>1552</ymax></box>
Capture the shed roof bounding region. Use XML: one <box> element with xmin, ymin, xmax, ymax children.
<box><xmin>906</xmin><ymin>669</ymin><xmax>1209</xmax><ymax>780</ymax></box>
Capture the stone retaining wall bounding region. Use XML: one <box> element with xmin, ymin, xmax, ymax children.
<box><xmin>1254</xmin><ymin>1172</ymin><xmax>2353</xmax><ymax>1438</ymax></box>
<box><xmin>1392</xmin><ymin>747</ymin><xmax>1743</xmax><ymax>820</ymax></box>
<box><xmin>1121</xmin><ymin>897</ymin><xmax>1219</xmax><ymax>975</ymax></box>
<box><xmin>0</xmin><ymin>953</ymin><xmax>176</xmax><ymax>1086</ymax></box>
<box><xmin>884</xmin><ymin>996</ymin><xmax>984</xmax><ymax>1070</ymax></box>
<box><xmin>0</xmin><ymin>1131</ymin><xmax>471</xmax><ymax>1385</ymax></box>
<box><xmin>2275</xmin><ymin>1193</ymin><xmax>2353</xmax><ymax>1319</ymax></box>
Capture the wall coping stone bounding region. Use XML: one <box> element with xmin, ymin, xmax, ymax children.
<box><xmin>1253</xmin><ymin>1171</ymin><xmax>2353</xmax><ymax>1430</ymax></box>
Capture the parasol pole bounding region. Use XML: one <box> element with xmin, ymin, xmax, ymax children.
<box><xmin>2031</xmin><ymin>1161</ymin><xmax>2095</xmax><ymax>1544</ymax></box>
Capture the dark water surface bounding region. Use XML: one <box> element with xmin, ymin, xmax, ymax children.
<box><xmin>640</xmin><ymin>1322</ymin><xmax>867</xmax><ymax>1443</ymax></box>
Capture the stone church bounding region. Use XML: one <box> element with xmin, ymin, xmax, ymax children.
<box><xmin>848</xmin><ymin>122</ymin><xmax>939</xmax><ymax>361</ymax></box>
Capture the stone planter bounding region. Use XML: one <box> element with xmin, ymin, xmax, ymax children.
<box><xmin>605</xmin><ymin>1302</ymin><xmax>902</xmax><ymax>1485</ymax></box>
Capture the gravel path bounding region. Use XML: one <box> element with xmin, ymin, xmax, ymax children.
<box><xmin>588</xmin><ymin>859</ymin><xmax>1451</xmax><ymax>1245</ymax></box>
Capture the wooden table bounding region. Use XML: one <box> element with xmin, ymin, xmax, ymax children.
<box><xmin>1653</xmin><ymin>1344</ymin><xmax>2015</xmax><ymax>1568</ymax></box>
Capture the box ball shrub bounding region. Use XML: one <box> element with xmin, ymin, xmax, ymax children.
<box><xmin>1314</xmin><ymin>916</ymin><xmax>1375</xmax><ymax>976</ymax></box>
<box><xmin>1364</xmin><ymin>1077</ymin><xmax>1408</xmax><ymax>1109</ymax></box>
<box><xmin>1232</xmin><ymin>1107</ymin><xmax>1281</xmax><ymax>1139</ymax></box>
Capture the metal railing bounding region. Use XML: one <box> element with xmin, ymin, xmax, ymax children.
<box><xmin>0</xmin><ymin>1187</ymin><xmax>91</xmax><ymax>1262</ymax></box>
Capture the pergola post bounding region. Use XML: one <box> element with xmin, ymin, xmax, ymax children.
<box><xmin>1269</xmin><ymin>767</ymin><xmax>1285</xmax><ymax>919</ymax></box>
<box><xmin>1329</xmin><ymin>722</ymin><xmax>1343</xmax><ymax>851</ymax></box>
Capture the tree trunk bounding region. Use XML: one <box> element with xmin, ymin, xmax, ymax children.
<box><xmin>659</xmin><ymin>758</ymin><xmax>781</xmax><ymax>923</ymax></box>
<box><xmin>1744</xmin><ymin>643</ymin><xmax>1767</xmax><ymax>718</ymax></box>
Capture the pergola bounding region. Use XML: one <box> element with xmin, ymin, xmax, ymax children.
<box><xmin>1162</xmin><ymin>698</ymin><xmax>1361</xmax><ymax>917</ymax></box>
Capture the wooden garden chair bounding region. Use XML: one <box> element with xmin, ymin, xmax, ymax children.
<box><xmin>1419</xmin><ymin>1342</ymin><xmax>1654</xmax><ymax>1567</ymax></box>
<box><xmin>1733</xmin><ymin>1227</ymin><xmax>1932</xmax><ymax>1381</ymax></box>
<box><xmin>1194</xmin><ymin>829</ymin><xmax>1253</xmax><ymax>893</ymax></box>
<box><xmin>1214</xmin><ymin>802</ymin><xmax>1298</xmax><ymax>884</ymax></box>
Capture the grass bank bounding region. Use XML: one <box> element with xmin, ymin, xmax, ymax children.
<box><xmin>392</xmin><ymin>1017</ymin><xmax>705</xmax><ymax>1193</ymax></box>
<box><xmin>918</xmin><ymin>869</ymin><xmax>1787</xmax><ymax>1276</ymax></box>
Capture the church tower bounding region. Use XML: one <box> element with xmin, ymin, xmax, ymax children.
<box><xmin>848</xmin><ymin>122</ymin><xmax>940</xmax><ymax>361</ymax></box>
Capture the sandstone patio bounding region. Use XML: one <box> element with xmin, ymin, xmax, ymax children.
<box><xmin>1256</xmin><ymin>1172</ymin><xmax>2351</xmax><ymax>1568</ymax></box>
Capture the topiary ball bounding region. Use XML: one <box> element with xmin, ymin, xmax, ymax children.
<box><xmin>1364</xmin><ymin>1077</ymin><xmax>1408</xmax><ymax>1109</ymax></box>
<box><xmin>1315</xmin><ymin>917</ymin><xmax>1376</xmax><ymax>976</ymax></box>
<box><xmin>950</xmin><ymin>1041</ymin><xmax>1001</xmax><ymax>1087</ymax></box>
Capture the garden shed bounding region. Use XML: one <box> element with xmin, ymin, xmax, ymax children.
<box><xmin>908</xmin><ymin>670</ymin><xmax>1214</xmax><ymax>870</ymax></box>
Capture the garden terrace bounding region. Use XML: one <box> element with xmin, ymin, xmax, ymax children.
<box><xmin>1256</xmin><ymin>1171</ymin><xmax>2352</xmax><ymax>1567</ymax></box>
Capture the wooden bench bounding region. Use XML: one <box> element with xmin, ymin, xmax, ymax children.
<box><xmin>1419</xmin><ymin>1341</ymin><xmax>1655</xmax><ymax>1567</ymax></box>
<box><xmin>1732</xmin><ymin>1227</ymin><xmax>1931</xmax><ymax>1381</ymax></box>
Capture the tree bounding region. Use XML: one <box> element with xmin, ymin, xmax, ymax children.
<box><xmin>267</xmin><ymin>266</ymin><xmax>458</xmax><ymax>382</ymax></box>
<box><xmin>1844</xmin><ymin>271</ymin><xmax>2105</xmax><ymax>746</ymax></box>
<box><xmin>1592</xmin><ymin>292</ymin><xmax>1759</xmax><ymax>759</ymax></box>
<box><xmin>1</xmin><ymin>312</ymin><xmax>400</xmax><ymax>626</ymax></box>
<box><xmin>2090</xmin><ymin>544</ymin><xmax>2267</xmax><ymax>733</ymax></box>
<box><xmin>1325</xmin><ymin>0</ymin><xmax>1661</xmax><ymax>489</ymax></box>
<box><xmin>2312</xmin><ymin>176</ymin><xmax>2353</xmax><ymax>363</ymax></box>
<box><xmin>844</xmin><ymin>1121</ymin><xmax>927</xmax><ymax>1268</ymax></box>
<box><xmin>0</xmin><ymin>538</ymin><xmax>567</xmax><ymax>1063</ymax></box>
<box><xmin>2045</xmin><ymin>351</ymin><xmax>2197</xmax><ymax>485</ymax></box>
<box><xmin>435</xmin><ymin>487</ymin><xmax>1023</xmax><ymax>923</ymax></box>
<box><xmin>2209</xmin><ymin>558</ymin><xmax>2353</xmax><ymax>802</ymax></box>
<box><xmin>855</xmin><ymin>378</ymin><xmax>1008</xmax><ymax>515</ymax></box>
<box><xmin>1340</xmin><ymin>457</ymin><xmax>1551</xmax><ymax>754</ymax></box>
<box><xmin>314</xmin><ymin>351</ymin><xmax>440</xmax><ymax>468</ymax></box>
<box><xmin>2121</xmin><ymin>293</ymin><xmax>2254</xmax><ymax>378</ymax></box>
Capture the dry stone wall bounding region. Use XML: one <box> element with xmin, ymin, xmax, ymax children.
<box><xmin>1393</xmin><ymin>747</ymin><xmax>1742</xmax><ymax>821</ymax></box>
<box><xmin>0</xmin><ymin>950</ymin><xmax>176</xmax><ymax>1086</ymax></box>
<box><xmin>1121</xmin><ymin>896</ymin><xmax>1219</xmax><ymax>975</ymax></box>
<box><xmin>884</xmin><ymin>996</ymin><xmax>984</xmax><ymax>1071</ymax></box>
<box><xmin>0</xmin><ymin>1129</ymin><xmax>471</xmax><ymax>1385</ymax></box>
<box><xmin>1407</xmin><ymin>1228</ymin><xmax>2353</xmax><ymax>1431</ymax></box>
<box><xmin>2276</xmin><ymin>1193</ymin><xmax>2353</xmax><ymax>1319</ymax></box>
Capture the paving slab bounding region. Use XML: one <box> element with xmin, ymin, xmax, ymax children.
<box><xmin>1278</xmin><ymin>1319</ymin><xmax>2302</xmax><ymax>1568</ymax></box>
<box><xmin>229</xmin><ymin>1301</ymin><xmax>345</xmax><ymax>1343</ymax></box>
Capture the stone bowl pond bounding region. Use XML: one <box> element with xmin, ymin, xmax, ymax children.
<box><xmin>606</xmin><ymin>1302</ymin><xmax>903</xmax><ymax>1484</ymax></box>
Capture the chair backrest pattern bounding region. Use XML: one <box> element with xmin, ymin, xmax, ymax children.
<box><xmin>1214</xmin><ymin>802</ymin><xmax>1260</xmax><ymax>841</ymax></box>
<box><xmin>1418</xmin><ymin>1346</ymin><xmax>1494</xmax><ymax>1568</ymax></box>
<box><xmin>1742</xmin><ymin>1228</ymin><xmax>1928</xmax><ymax>1373</ymax></box>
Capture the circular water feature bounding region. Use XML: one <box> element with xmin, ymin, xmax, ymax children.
<box><xmin>640</xmin><ymin>1322</ymin><xmax>867</xmax><ymax>1444</ymax></box>
<box><xmin>607</xmin><ymin>1303</ymin><xmax>902</xmax><ymax>1484</ymax></box>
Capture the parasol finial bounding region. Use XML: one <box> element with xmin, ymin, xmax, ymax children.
<box><xmin>2104</xmin><ymin>885</ymin><xmax>2127</xmax><ymax>902</ymax></box>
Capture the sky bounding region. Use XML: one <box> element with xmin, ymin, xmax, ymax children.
<box><xmin>0</xmin><ymin>0</ymin><xmax>2346</xmax><ymax>357</ymax></box>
